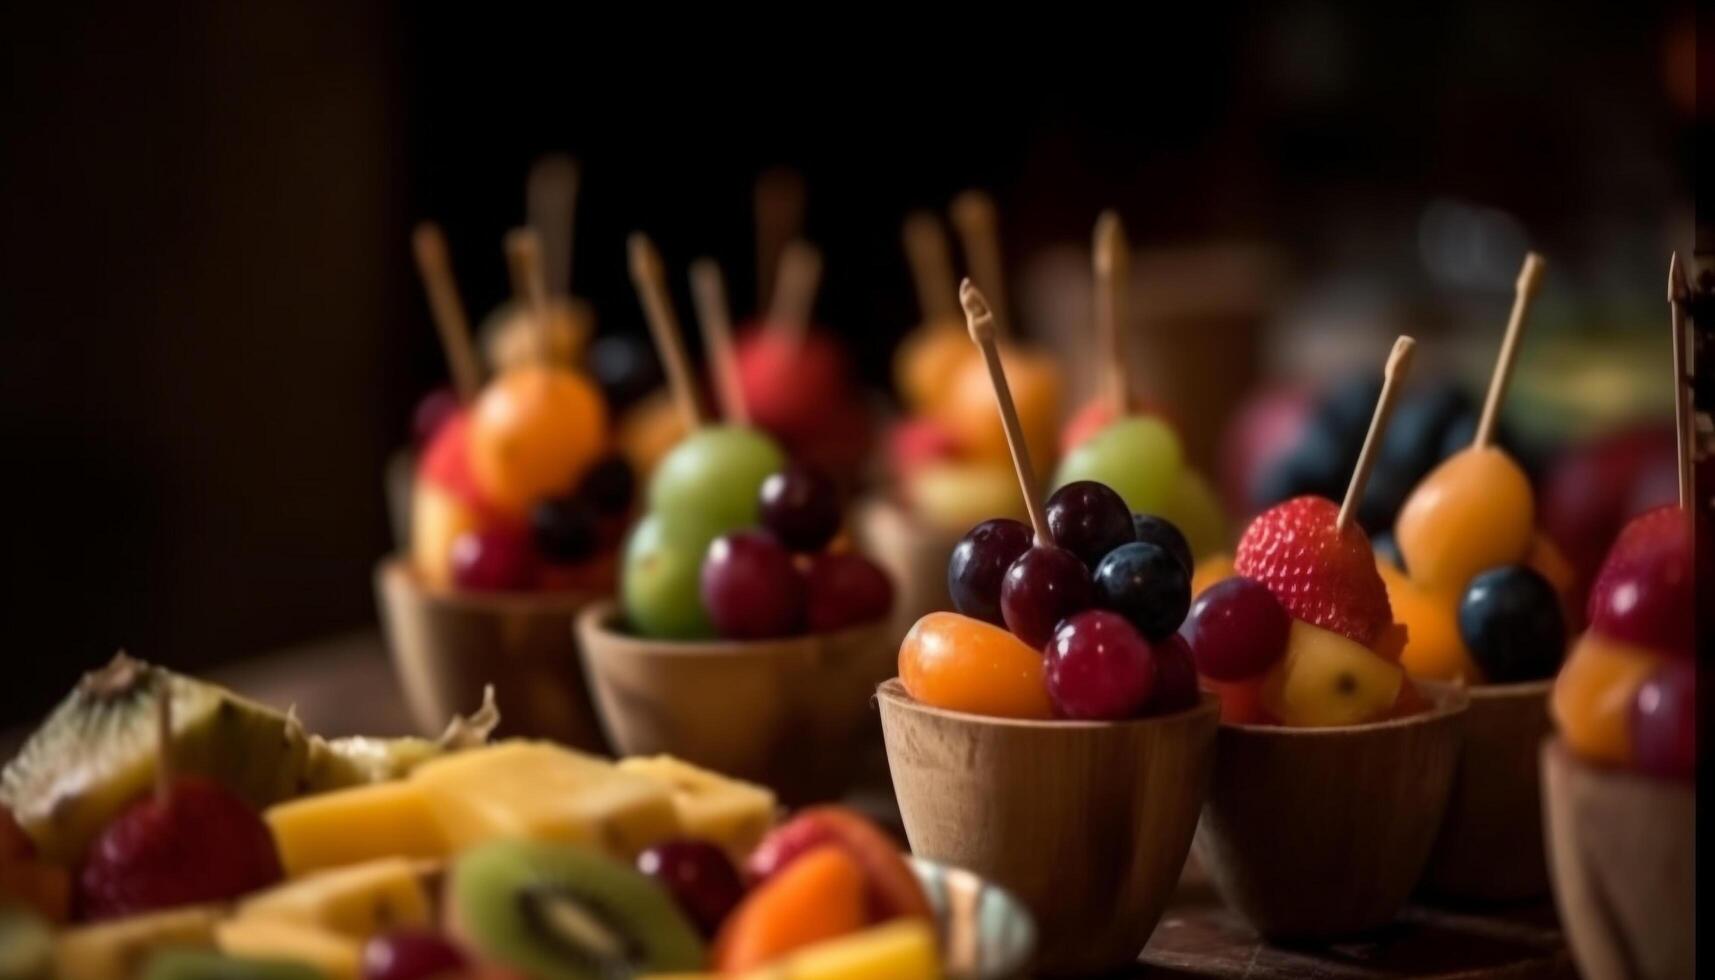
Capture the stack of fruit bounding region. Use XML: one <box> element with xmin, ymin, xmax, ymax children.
<box><xmin>0</xmin><ymin>658</ymin><xmax>955</xmax><ymax>980</ymax></box>
<box><xmin>1181</xmin><ymin>338</ymin><xmax>1423</xmax><ymax>727</ymax></box>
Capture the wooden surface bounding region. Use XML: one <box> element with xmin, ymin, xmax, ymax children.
<box><xmin>4</xmin><ymin>635</ymin><xmax>1576</xmax><ymax>978</ymax></box>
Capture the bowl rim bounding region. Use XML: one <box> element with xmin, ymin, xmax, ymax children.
<box><xmin>1216</xmin><ymin>678</ymin><xmax>1471</xmax><ymax>737</ymax></box>
<box><xmin>875</xmin><ymin>676</ymin><xmax>1221</xmax><ymax>731</ymax></box>
<box><xmin>376</xmin><ymin>556</ymin><xmax>605</xmax><ymax>615</ymax></box>
<box><xmin>1462</xmin><ymin>677</ymin><xmax>1554</xmax><ymax>701</ymax></box>
<box><xmin>576</xmin><ymin>598</ymin><xmax>892</xmax><ymax>658</ymax></box>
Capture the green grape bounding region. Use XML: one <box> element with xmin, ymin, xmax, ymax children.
<box><xmin>1157</xmin><ymin>468</ymin><xmax>1228</xmax><ymax>561</ymax></box>
<box><xmin>621</xmin><ymin>514</ymin><xmax>718</xmax><ymax>639</ymax></box>
<box><xmin>1051</xmin><ymin>416</ymin><xmax>1183</xmax><ymax>517</ymax></box>
<box><xmin>646</xmin><ymin>426</ymin><xmax>786</xmax><ymax>534</ymax></box>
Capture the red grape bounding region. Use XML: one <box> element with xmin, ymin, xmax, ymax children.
<box><xmin>1046</xmin><ymin>611</ymin><xmax>1156</xmax><ymax>719</ymax></box>
<box><xmin>637</xmin><ymin>839</ymin><xmax>746</xmax><ymax>937</ymax></box>
<box><xmin>700</xmin><ymin>530</ymin><xmax>805</xmax><ymax>639</ymax></box>
<box><xmin>804</xmin><ymin>553</ymin><xmax>894</xmax><ymax>632</ymax></box>
<box><xmin>1631</xmin><ymin>658</ymin><xmax>1695</xmax><ymax>778</ymax></box>
<box><xmin>1046</xmin><ymin>481</ymin><xmax>1135</xmax><ymax>569</ymax></box>
<box><xmin>1001</xmin><ymin>545</ymin><xmax>1094</xmax><ymax>649</ymax></box>
<box><xmin>758</xmin><ymin>464</ymin><xmax>843</xmax><ymax>553</ymax></box>
<box><xmin>450</xmin><ymin>527</ymin><xmax>538</xmax><ymax>592</ymax></box>
<box><xmin>1150</xmin><ymin>633</ymin><xmax>1201</xmax><ymax>714</ymax></box>
<box><xmin>1587</xmin><ymin>506</ymin><xmax>1694</xmax><ymax>656</ymax></box>
<box><xmin>948</xmin><ymin>518</ymin><xmax>1033</xmax><ymax>625</ymax></box>
<box><xmin>362</xmin><ymin>930</ymin><xmax>467</xmax><ymax>980</ymax></box>
<box><xmin>1181</xmin><ymin>576</ymin><xmax>1290</xmax><ymax>681</ymax></box>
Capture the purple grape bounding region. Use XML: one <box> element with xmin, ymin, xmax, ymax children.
<box><xmin>701</xmin><ymin>530</ymin><xmax>805</xmax><ymax>639</ymax></box>
<box><xmin>1046</xmin><ymin>481</ymin><xmax>1136</xmax><ymax>569</ymax></box>
<box><xmin>1150</xmin><ymin>633</ymin><xmax>1201</xmax><ymax>714</ymax></box>
<box><xmin>1131</xmin><ymin>513</ymin><xmax>1192</xmax><ymax>575</ymax></box>
<box><xmin>948</xmin><ymin>518</ymin><xmax>1033</xmax><ymax>625</ymax></box>
<box><xmin>1092</xmin><ymin>542</ymin><xmax>1191</xmax><ymax>640</ymax></box>
<box><xmin>362</xmin><ymin>930</ymin><xmax>467</xmax><ymax>980</ymax></box>
<box><xmin>637</xmin><ymin>839</ymin><xmax>746</xmax><ymax>937</ymax></box>
<box><xmin>450</xmin><ymin>527</ymin><xmax>537</xmax><ymax>592</ymax></box>
<box><xmin>1001</xmin><ymin>545</ymin><xmax>1094</xmax><ymax>649</ymax></box>
<box><xmin>1181</xmin><ymin>576</ymin><xmax>1290</xmax><ymax>681</ymax></box>
<box><xmin>758</xmin><ymin>464</ymin><xmax>842</xmax><ymax>552</ymax></box>
<box><xmin>1046</xmin><ymin>610</ymin><xmax>1156</xmax><ymax>719</ymax></box>
<box><xmin>1631</xmin><ymin>658</ymin><xmax>1695</xmax><ymax>778</ymax></box>
<box><xmin>804</xmin><ymin>553</ymin><xmax>894</xmax><ymax>632</ymax></box>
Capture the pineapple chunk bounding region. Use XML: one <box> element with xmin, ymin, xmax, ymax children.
<box><xmin>410</xmin><ymin>742</ymin><xmax>679</xmax><ymax>857</ymax></box>
<box><xmin>216</xmin><ymin>919</ymin><xmax>361</xmax><ymax>980</ymax></box>
<box><xmin>1261</xmin><ymin>620</ymin><xmax>1405</xmax><ymax>727</ymax></box>
<box><xmin>618</xmin><ymin>756</ymin><xmax>778</xmax><ymax>860</ymax></box>
<box><xmin>265</xmin><ymin>780</ymin><xmax>449</xmax><ymax>877</ymax></box>
<box><xmin>782</xmin><ymin>920</ymin><xmax>942</xmax><ymax>980</ymax></box>
<box><xmin>236</xmin><ymin>857</ymin><xmax>431</xmax><ymax>938</ymax></box>
<box><xmin>53</xmin><ymin>904</ymin><xmax>223</xmax><ymax>979</ymax></box>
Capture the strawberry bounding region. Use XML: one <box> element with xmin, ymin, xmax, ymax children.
<box><xmin>77</xmin><ymin>776</ymin><xmax>281</xmax><ymax>921</ymax></box>
<box><xmin>1234</xmin><ymin>496</ymin><xmax>1393</xmax><ymax>648</ymax></box>
<box><xmin>417</xmin><ymin>411</ymin><xmax>490</xmax><ymax>511</ymax></box>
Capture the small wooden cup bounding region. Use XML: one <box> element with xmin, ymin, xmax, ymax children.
<box><xmin>374</xmin><ymin>558</ymin><xmax>607</xmax><ymax>750</ymax></box>
<box><xmin>877</xmin><ymin>678</ymin><xmax>1220</xmax><ymax>975</ymax></box>
<box><xmin>1420</xmin><ymin>679</ymin><xmax>1552</xmax><ymax>903</ymax></box>
<box><xmin>1195</xmin><ymin>683</ymin><xmax>1468</xmax><ymax>940</ymax></box>
<box><xmin>1542</xmin><ymin>737</ymin><xmax>1694</xmax><ymax>980</ymax></box>
<box><xmin>853</xmin><ymin>496</ymin><xmax>963</xmax><ymax>645</ymax></box>
<box><xmin>576</xmin><ymin>602</ymin><xmax>896</xmax><ymax>805</ymax></box>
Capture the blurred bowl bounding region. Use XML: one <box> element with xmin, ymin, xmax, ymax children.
<box><xmin>374</xmin><ymin>558</ymin><xmax>607</xmax><ymax>749</ymax></box>
<box><xmin>879</xmin><ymin>678</ymin><xmax>1218</xmax><ymax>975</ymax></box>
<box><xmin>1420</xmin><ymin>679</ymin><xmax>1552</xmax><ymax>903</ymax></box>
<box><xmin>576</xmin><ymin>601</ymin><xmax>894</xmax><ymax>805</ymax></box>
<box><xmin>1195</xmin><ymin>682</ymin><xmax>1467</xmax><ymax>940</ymax></box>
<box><xmin>853</xmin><ymin>495</ymin><xmax>962</xmax><ymax>645</ymax></box>
<box><xmin>911</xmin><ymin>856</ymin><xmax>1035</xmax><ymax>980</ymax></box>
<box><xmin>1542</xmin><ymin>737</ymin><xmax>1694</xmax><ymax>980</ymax></box>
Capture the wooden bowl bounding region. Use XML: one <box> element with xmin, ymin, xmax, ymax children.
<box><xmin>853</xmin><ymin>496</ymin><xmax>963</xmax><ymax>645</ymax></box>
<box><xmin>374</xmin><ymin>558</ymin><xmax>607</xmax><ymax>750</ymax></box>
<box><xmin>576</xmin><ymin>602</ymin><xmax>895</xmax><ymax>805</ymax></box>
<box><xmin>1542</xmin><ymin>737</ymin><xmax>1694</xmax><ymax>980</ymax></box>
<box><xmin>382</xmin><ymin>447</ymin><xmax>415</xmax><ymax>551</ymax></box>
<box><xmin>1195</xmin><ymin>683</ymin><xmax>1468</xmax><ymax>940</ymax></box>
<box><xmin>877</xmin><ymin>678</ymin><xmax>1219</xmax><ymax>975</ymax></box>
<box><xmin>1420</xmin><ymin>679</ymin><xmax>1552</xmax><ymax>903</ymax></box>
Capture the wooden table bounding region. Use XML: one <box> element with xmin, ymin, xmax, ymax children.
<box><xmin>6</xmin><ymin>634</ymin><xmax>1576</xmax><ymax>978</ymax></box>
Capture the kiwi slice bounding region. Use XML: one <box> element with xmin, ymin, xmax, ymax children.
<box><xmin>139</xmin><ymin>949</ymin><xmax>325</xmax><ymax>980</ymax></box>
<box><xmin>0</xmin><ymin>904</ymin><xmax>52</xmax><ymax>980</ymax></box>
<box><xmin>451</xmin><ymin>840</ymin><xmax>703</xmax><ymax>979</ymax></box>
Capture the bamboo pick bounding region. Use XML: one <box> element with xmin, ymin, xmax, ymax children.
<box><xmin>1669</xmin><ymin>252</ymin><xmax>1692</xmax><ymax>511</ymax></box>
<box><xmin>1338</xmin><ymin>336</ymin><xmax>1417</xmax><ymax>531</ymax></box>
<box><xmin>951</xmin><ymin>190</ymin><xmax>1010</xmax><ymax>336</ymax></box>
<box><xmin>1094</xmin><ymin>210</ymin><xmax>1131</xmax><ymax>414</ymax></box>
<box><xmin>526</xmin><ymin>155</ymin><xmax>579</xmax><ymax>297</ymax></box>
<box><xmin>1473</xmin><ymin>252</ymin><xmax>1546</xmax><ymax>448</ymax></box>
<box><xmin>755</xmin><ymin>167</ymin><xmax>806</xmax><ymax>309</ymax></box>
<box><xmin>692</xmin><ymin>258</ymin><xmax>748</xmax><ymax>425</ymax></box>
<box><xmin>504</xmin><ymin>227</ymin><xmax>554</xmax><ymax>364</ymax></box>
<box><xmin>767</xmin><ymin>239</ymin><xmax>822</xmax><ymax>346</ymax></box>
<box><xmin>962</xmin><ymin>279</ymin><xmax>1050</xmax><ymax>545</ymax></box>
<box><xmin>628</xmin><ymin>233</ymin><xmax>705</xmax><ymax>430</ymax></box>
<box><xmin>903</xmin><ymin>211</ymin><xmax>959</xmax><ymax>323</ymax></box>
<box><xmin>410</xmin><ymin>223</ymin><xmax>483</xmax><ymax>401</ymax></box>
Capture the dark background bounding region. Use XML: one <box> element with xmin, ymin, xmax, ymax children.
<box><xmin>0</xmin><ymin>3</ymin><xmax>1697</xmax><ymax>724</ymax></box>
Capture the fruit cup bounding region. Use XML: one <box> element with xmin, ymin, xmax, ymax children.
<box><xmin>1194</xmin><ymin>682</ymin><xmax>1468</xmax><ymax>939</ymax></box>
<box><xmin>878</xmin><ymin>678</ymin><xmax>1218</xmax><ymax>974</ymax></box>
<box><xmin>576</xmin><ymin>602</ymin><xmax>894</xmax><ymax>805</ymax></box>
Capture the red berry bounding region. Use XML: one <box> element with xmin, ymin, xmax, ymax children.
<box><xmin>1586</xmin><ymin>505</ymin><xmax>1694</xmax><ymax>656</ymax></box>
<box><xmin>77</xmin><ymin>776</ymin><xmax>282</xmax><ymax>920</ymax></box>
<box><xmin>416</xmin><ymin>412</ymin><xmax>485</xmax><ymax>508</ymax></box>
<box><xmin>804</xmin><ymin>554</ymin><xmax>894</xmax><ymax>633</ymax></box>
<box><xmin>1630</xmin><ymin>658</ymin><xmax>1696</xmax><ymax>778</ymax></box>
<box><xmin>1182</xmin><ymin>576</ymin><xmax>1292</xmax><ymax>681</ymax></box>
<box><xmin>636</xmin><ymin>839</ymin><xmax>745</xmax><ymax>937</ymax></box>
<box><xmin>450</xmin><ymin>526</ymin><xmax>538</xmax><ymax>592</ymax></box>
<box><xmin>1045</xmin><ymin>611</ymin><xmax>1156</xmax><ymax>720</ymax></box>
<box><xmin>1150</xmin><ymin>633</ymin><xmax>1202</xmax><ymax>714</ymax></box>
<box><xmin>701</xmin><ymin>531</ymin><xmax>806</xmax><ymax>639</ymax></box>
<box><xmin>1234</xmin><ymin>496</ymin><xmax>1392</xmax><ymax>647</ymax></box>
<box><xmin>411</xmin><ymin>388</ymin><xmax>462</xmax><ymax>448</ymax></box>
<box><xmin>362</xmin><ymin>929</ymin><xmax>468</xmax><ymax>980</ymax></box>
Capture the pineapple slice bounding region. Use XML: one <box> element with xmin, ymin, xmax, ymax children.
<box><xmin>618</xmin><ymin>756</ymin><xmax>778</xmax><ymax>860</ymax></box>
<box><xmin>265</xmin><ymin>780</ymin><xmax>449</xmax><ymax>877</ymax></box>
<box><xmin>236</xmin><ymin>857</ymin><xmax>431</xmax><ymax>938</ymax></box>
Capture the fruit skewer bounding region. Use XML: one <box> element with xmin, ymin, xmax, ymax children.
<box><xmin>409</xmin><ymin>223</ymin><xmax>482</xmax><ymax>402</ymax></box>
<box><xmin>1668</xmin><ymin>251</ymin><xmax>1691</xmax><ymax>511</ymax></box>
<box><xmin>690</xmin><ymin>258</ymin><xmax>749</xmax><ymax>425</ymax></box>
<box><xmin>950</xmin><ymin>191</ymin><xmax>1010</xmax><ymax>336</ymax></box>
<box><xmin>754</xmin><ymin>167</ymin><xmax>806</xmax><ymax>309</ymax></box>
<box><xmin>525</xmin><ymin>154</ymin><xmax>578</xmax><ymax>299</ymax></box>
<box><xmin>1094</xmin><ymin>210</ymin><xmax>1131</xmax><ymax>418</ymax></box>
<box><xmin>629</xmin><ymin>233</ymin><xmax>708</xmax><ymax>432</ymax></box>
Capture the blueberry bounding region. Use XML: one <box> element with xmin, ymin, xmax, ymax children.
<box><xmin>531</xmin><ymin>497</ymin><xmax>600</xmax><ymax>562</ymax></box>
<box><xmin>1130</xmin><ymin>513</ymin><xmax>1193</xmax><ymax>575</ymax></box>
<box><xmin>1458</xmin><ymin>566</ymin><xmax>1566</xmax><ymax>682</ymax></box>
<box><xmin>1093</xmin><ymin>542</ymin><xmax>1191</xmax><ymax>641</ymax></box>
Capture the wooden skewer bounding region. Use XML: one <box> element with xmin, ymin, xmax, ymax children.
<box><xmin>155</xmin><ymin>671</ymin><xmax>174</xmax><ymax>804</ymax></box>
<box><xmin>951</xmin><ymin>190</ymin><xmax>1010</xmax><ymax>337</ymax></box>
<box><xmin>504</xmin><ymin>227</ymin><xmax>554</xmax><ymax>364</ymax></box>
<box><xmin>767</xmin><ymin>239</ymin><xmax>822</xmax><ymax>345</ymax></box>
<box><xmin>1473</xmin><ymin>252</ymin><xmax>1547</xmax><ymax>449</ymax></box>
<box><xmin>526</xmin><ymin>155</ymin><xmax>579</xmax><ymax>297</ymax></box>
<box><xmin>628</xmin><ymin>233</ymin><xmax>705</xmax><ymax>430</ymax></box>
<box><xmin>903</xmin><ymin>211</ymin><xmax>959</xmax><ymax>323</ymax></box>
<box><xmin>1094</xmin><ymin>210</ymin><xmax>1131</xmax><ymax>415</ymax></box>
<box><xmin>691</xmin><ymin>258</ymin><xmax>748</xmax><ymax>425</ymax></box>
<box><xmin>755</xmin><ymin>167</ymin><xmax>806</xmax><ymax>310</ymax></box>
<box><xmin>1669</xmin><ymin>252</ymin><xmax>1692</xmax><ymax>511</ymax></box>
<box><xmin>1338</xmin><ymin>336</ymin><xmax>1417</xmax><ymax>531</ymax></box>
<box><xmin>962</xmin><ymin>279</ymin><xmax>1051</xmax><ymax>545</ymax></box>
<box><xmin>410</xmin><ymin>223</ymin><xmax>483</xmax><ymax>401</ymax></box>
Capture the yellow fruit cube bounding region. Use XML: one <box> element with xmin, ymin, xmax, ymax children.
<box><xmin>1551</xmin><ymin>633</ymin><xmax>1662</xmax><ymax>765</ymax></box>
<box><xmin>1262</xmin><ymin>620</ymin><xmax>1404</xmax><ymax>727</ymax></box>
<box><xmin>410</xmin><ymin>741</ymin><xmax>679</xmax><ymax>856</ymax></box>
<box><xmin>618</xmin><ymin>756</ymin><xmax>778</xmax><ymax>860</ymax></box>
<box><xmin>216</xmin><ymin>918</ymin><xmax>361</xmax><ymax>980</ymax></box>
<box><xmin>53</xmin><ymin>905</ymin><xmax>223</xmax><ymax>979</ymax></box>
<box><xmin>783</xmin><ymin>920</ymin><xmax>942</xmax><ymax>980</ymax></box>
<box><xmin>265</xmin><ymin>779</ymin><xmax>449</xmax><ymax>877</ymax></box>
<box><xmin>236</xmin><ymin>857</ymin><xmax>431</xmax><ymax>939</ymax></box>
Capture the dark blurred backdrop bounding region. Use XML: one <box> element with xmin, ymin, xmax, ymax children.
<box><xmin>0</xmin><ymin>3</ymin><xmax>1696</xmax><ymax>724</ymax></box>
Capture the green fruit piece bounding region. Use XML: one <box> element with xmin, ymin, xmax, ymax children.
<box><xmin>140</xmin><ymin>949</ymin><xmax>325</xmax><ymax>980</ymax></box>
<box><xmin>0</xmin><ymin>655</ymin><xmax>314</xmax><ymax>864</ymax></box>
<box><xmin>646</xmin><ymin>426</ymin><xmax>785</xmax><ymax>534</ymax></box>
<box><xmin>621</xmin><ymin>514</ymin><xmax>718</xmax><ymax>640</ymax></box>
<box><xmin>1156</xmin><ymin>469</ymin><xmax>1228</xmax><ymax>561</ymax></box>
<box><xmin>0</xmin><ymin>904</ymin><xmax>52</xmax><ymax>980</ymax></box>
<box><xmin>1052</xmin><ymin>416</ymin><xmax>1184</xmax><ymax>518</ymax></box>
<box><xmin>53</xmin><ymin>904</ymin><xmax>224</xmax><ymax>979</ymax></box>
<box><xmin>451</xmin><ymin>839</ymin><xmax>703</xmax><ymax>980</ymax></box>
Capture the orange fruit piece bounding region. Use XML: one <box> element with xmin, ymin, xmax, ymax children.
<box><xmin>469</xmin><ymin>365</ymin><xmax>608</xmax><ymax>516</ymax></box>
<box><xmin>1191</xmin><ymin>553</ymin><xmax>1236</xmax><ymax>599</ymax></box>
<box><xmin>1379</xmin><ymin>562</ymin><xmax>1480</xmax><ymax>684</ymax></box>
<box><xmin>898</xmin><ymin>612</ymin><xmax>1053</xmax><ymax>720</ymax></box>
<box><xmin>1201</xmin><ymin>676</ymin><xmax>1275</xmax><ymax>725</ymax></box>
<box><xmin>1395</xmin><ymin>446</ymin><xmax>1535</xmax><ymax>595</ymax></box>
<box><xmin>1551</xmin><ymin>632</ymin><xmax>1663</xmax><ymax>765</ymax></box>
<box><xmin>715</xmin><ymin>845</ymin><xmax>868</xmax><ymax>972</ymax></box>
